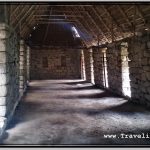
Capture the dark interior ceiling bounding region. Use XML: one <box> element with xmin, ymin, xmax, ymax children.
<box><xmin>7</xmin><ymin>2</ymin><xmax>150</xmax><ymax>47</ymax></box>
<box><xmin>27</xmin><ymin>23</ymin><xmax>83</xmax><ymax>48</ymax></box>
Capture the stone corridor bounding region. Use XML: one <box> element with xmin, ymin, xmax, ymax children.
<box><xmin>1</xmin><ymin>80</ymin><xmax>150</xmax><ymax>145</ymax></box>
<box><xmin>0</xmin><ymin>3</ymin><xmax>150</xmax><ymax>146</ymax></box>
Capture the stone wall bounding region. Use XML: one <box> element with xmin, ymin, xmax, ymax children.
<box><xmin>128</xmin><ymin>33</ymin><xmax>150</xmax><ymax>106</ymax></box>
<box><xmin>26</xmin><ymin>46</ymin><xmax>30</xmax><ymax>83</ymax></box>
<box><xmin>91</xmin><ymin>32</ymin><xmax>150</xmax><ymax>106</ymax></box>
<box><xmin>30</xmin><ymin>48</ymin><xmax>81</xmax><ymax>79</ymax></box>
<box><xmin>0</xmin><ymin>24</ymin><xmax>20</xmax><ymax>136</ymax></box>
<box><xmin>93</xmin><ymin>47</ymin><xmax>104</xmax><ymax>88</ymax></box>
<box><xmin>107</xmin><ymin>43</ymin><xmax>123</xmax><ymax>95</ymax></box>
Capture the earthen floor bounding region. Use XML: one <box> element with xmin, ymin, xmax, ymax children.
<box><xmin>1</xmin><ymin>80</ymin><xmax>150</xmax><ymax>145</ymax></box>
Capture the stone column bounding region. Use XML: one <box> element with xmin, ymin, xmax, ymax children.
<box><xmin>0</xmin><ymin>24</ymin><xmax>9</xmax><ymax>135</ymax></box>
<box><xmin>26</xmin><ymin>46</ymin><xmax>30</xmax><ymax>85</ymax></box>
<box><xmin>84</xmin><ymin>48</ymin><xmax>91</xmax><ymax>82</ymax></box>
<box><xmin>19</xmin><ymin>40</ymin><xmax>27</xmax><ymax>97</ymax></box>
<box><xmin>81</xmin><ymin>50</ymin><xmax>86</xmax><ymax>80</ymax></box>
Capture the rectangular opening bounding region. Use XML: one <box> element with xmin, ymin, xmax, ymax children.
<box><xmin>121</xmin><ymin>42</ymin><xmax>131</xmax><ymax>97</ymax></box>
<box><xmin>102</xmin><ymin>48</ymin><xmax>109</xmax><ymax>88</ymax></box>
<box><xmin>89</xmin><ymin>49</ymin><xmax>95</xmax><ymax>84</ymax></box>
<box><xmin>81</xmin><ymin>50</ymin><xmax>86</xmax><ymax>80</ymax></box>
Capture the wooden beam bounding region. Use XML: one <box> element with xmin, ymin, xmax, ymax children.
<box><xmin>92</xmin><ymin>6</ymin><xmax>111</xmax><ymax>33</ymax></box>
<box><xmin>117</xmin><ymin>5</ymin><xmax>133</xmax><ymax>30</ymax></box>
<box><xmin>69</xmin><ymin>7</ymin><xmax>96</xmax><ymax>40</ymax></box>
<box><xmin>14</xmin><ymin>5</ymin><xmax>35</xmax><ymax>30</ymax></box>
<box><xmin>102</xmin><ymin>5</ymin><xmax>125</xmax><ymax>38</ymax></box>
<box><xmin>42</xmin><ymin>7</ymin><xmax>52</xmax><ymax>45</ymax></box>
<box><xmin>10</xmin><ymin>5</ymin><xmax>20</xmax><ymax>17</ymax></box>
<box><xmin>11</xmin><ymin>5</ymin><xmax>29</xmax><ymax>25</ymax></box>
<box><xmin>20</xmin><ymin>5</ymin><xmax>39</xmax><ymax>31</ymax></box>
<box><xmin>136</xmin><ymin>5</ymin><xmax>146</xmax><ymax>25</ymax></box>
<box><xmin>21</xmin><ymin>5</ymin><xmax>41</xmax><ymax>37</ymax></box>
<box><xmin>81</xmin><ymin>6</ymin><xmax>109</xmax><ymax>43</ymax></box>
<box><xmin>36</xmin><ymin>21</ymin><xmax>75</xmax><ymax>24</ymax></box>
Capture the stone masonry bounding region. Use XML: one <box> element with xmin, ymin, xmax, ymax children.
<box><xmin>0</xmin><ymin>24</ymin><xmax>20</xmax><ymax>136</ymax></box>
<box><xmin>106</xmin><ymin>43</ymin><xmax>123</xmax><ymax>95</ymax></box>
<box><xmin>93</xmin><ymin>46</ymin><xmax>105</xmax><ymax>88</ymax></box>
<box><xmin>26</xmin><ymin>46</ymin><xmax>30</xmax><ymax>84</ymax></box>
<box><xmin>30</xmin><ymin>48</ymin><xmax>81</xmax><ymax>79</ymax></box>
<box><xmin>89</xmin><ymin>33</ymin><xmax>150</xmax><ymax>106</ymax></box>
<box><xmin>128</xmin><ymin>32</ymin><xmax>150</xmax><ymax>106</ymax></box>
<box><xmin>19</xmin><ymin>40</ymin><xmax>27</xmax><ymax>97</ymax></box>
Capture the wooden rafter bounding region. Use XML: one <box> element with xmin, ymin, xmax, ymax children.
<box><xmin>101</xmin><ymin>5</ymin><xmax>125</xmax><ymax>38</ymax></box>
<box><xmin>136</xmin><ymin>5</ymin><xmax>146</xmax><ymax>25</ymax></box>
<box><xmin>69</xmin><ymin>7</ymin><xmax>96</xmax><ymax>41</ymax></box>
<box><xmin>14</xmin><ymin>5</ymin><xmax>35</xmax><ymax>30</ymax></box>
<box><xmin>81</xmin><ymin>6</ymin><xmax>109</xmax><ymax>43</ymax></box>
<box><xmin>87</xmin><ymin>6</ymin><xmax>112</xmax><ymax>42</ymax></box>
<box><xmin>12</xmin><ymin>5</ymin><xmax>29</xmax><ymax>25</ymax></box>
<box><xmin>10</xmin><ymin>5</ymin><xmax>21</xmax><ymax>18</ymax></box>
<box><xmin>21</xmin><ymin>5</ymin><xmax>43</xmax><ymax>37</ymax></box>
<box><xmin>7</xmin><ymin>4</ymin><xmax>150</xmax><ymax>46</ymax></box>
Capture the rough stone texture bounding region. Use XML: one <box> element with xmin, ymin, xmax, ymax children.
<box><xmin>89</xmin><ymin>33</ymin><xmax>150</xmax><ymax>106</ymax></box>
<box><xmin>19</xmin><ymin>40</ymin><xmax>27</xmax><ymax>97</ymax></box>
<box><xmin>93</xmin><ymin>47</ymin><xmax>105</xmax><ymax>88</ymax></box>
<box><xmin>107</xmin><ymin>43</ymin><xmax>122</xmax><ymax>95</ymax></box>
<box><xmin>30</xmin><ymin>48</ymin><xmax>81</xmax><ymax>80</ymax></box>
<box><xmin>1</xmin><ymin>80</ymin><xmax>150</xmax><ymax>145</ymax></box>
<box><xmin>26</xmin><ymin>46</ymin><xmax>30</xmax><ymax>83</ymax></box>
<box><xmin>0</xmin><ymin>24</ymin><xmax>20</xmax><ymax>136</ymax></box>
<box><xmin>128</xmin><ymin>33</ymin><xmax>150</xmax><ymax>106</ymax></box>
<box><xmin>83</xmin><ymin>48</ymin><xmax>94</xmax><ymax>84</ymax></box>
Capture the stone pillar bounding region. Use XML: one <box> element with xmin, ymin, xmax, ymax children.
<box><xmin>19</xmin><ymin>40</ymin><xmax>27</xmax><ymax>97</ymax></box>
<box><xmin>84</xmin><ymin>48</ymin><xmax>91</xmax><ymax>82</ymax></box>
<box><xmin>0</xmin><ymin>24</ymin><xmax>9</xmax><ymax>135</ymax></box>
<box><xmin>107</xmin><ymin>43</ymin><xmax>122</xmax><ymax>95</ymax></box>
<box><xmin>26</xmin><ymin>46</ymin><xmax>30</xmax><ymax>84</ymax></box>
<box><xmin>81</xmin><ymin>50</ymin><xmax>86</xmax><ymax>80</ymax></box>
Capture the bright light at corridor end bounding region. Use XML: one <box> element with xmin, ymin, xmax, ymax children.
<box><xmin>71</xmin><ymin>26</ymin><xmax>80</xmax><ymax>38</ymax></box>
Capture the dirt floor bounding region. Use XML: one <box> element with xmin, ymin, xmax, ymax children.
<box><xmin>1</xmin><ymin>80</ymin><xmax>150</xmax><ymax>146</ymax></box>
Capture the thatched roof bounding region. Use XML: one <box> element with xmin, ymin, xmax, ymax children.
<box><xmin>7</xmin><ymin>2</ymin><xmax>150</xmax><ymax>47</ymax></box>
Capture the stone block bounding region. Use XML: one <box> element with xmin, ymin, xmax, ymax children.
<box><xmin>0</xmin><ymin>105</ymin><xmax>6</xmax><ymax>117</ymax></box>
<box><xmin>141</xmin><ymin>58</ymin><xmax>148</xmax><ymax>65</ymax></box>
<box><xmin>0</xmin><ymin>51</ymin><xmax>6</xmax><ymax>63</ymax></box>
<box><xmin>0</xmin><ymin>97</ymin><xmax>6</xmax><ymax>105</ymax></box>
<box><xmin>0</xmin><ymin>74</ymin><xmax>7</xmax><ymax>85</ymax></box>
<box><xmin>146</xmin><ymin>72</ymin><xmax>150</xmax><ymax>80</ymax></box>
<box><xmin>147</xmin><ymin>41</ymin><xmax>150</xmax><ymax>49</ymax></box>
<box><xmin>145</xmin><ymin>94</ymin><xmax>150</xmax><ymax>101</ymax></box>
<box><xmin>0</xmin><ymin>64</ymin><xmax>6</xmax><ymax>74</ymax></box>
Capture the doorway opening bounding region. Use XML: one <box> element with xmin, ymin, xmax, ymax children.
<box><xmin>102</xmin><ymin>48</ymin><xmax>109</xmax><ymax>88</ymax></box>
<box><xmin>121</xmin><ymin>42</ymin><xmax>131</xmax><ymax>97</ymax></box>
<box><xmin>81</xmin><ymin>50</ymin><xmax>86</xmax><ymax>80</ymax></box>
<box><xmin>89</xmin><ymin>49</ymin><xmax>95</xmax><ymax>84</ymax></box>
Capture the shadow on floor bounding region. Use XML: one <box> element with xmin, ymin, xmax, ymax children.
<box><xmin>59</xmin><ymin>91</ymin><xmax>120</xmax><ymax>99</ymax></box>
<box><xmin>0</xmin><ymin>132</ymin><xmax>9</xmax><ymax>144</ymax></box>
<box><xmin>28</xmin><ymin>86</ymin><xmax>98</xmax><ymax>92</ymax></box>
<box><xmin>59</xmin><ymin>80</ymin><xmax>89</xmax><ymax>85</ymax></box>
